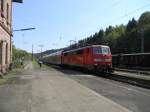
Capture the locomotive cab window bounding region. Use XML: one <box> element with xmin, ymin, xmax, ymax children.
<box><xmin>93</xmin><ymin>47</ymin><xmax>110</xmax><ymax>54</ymax></box>
<box><xmin>77</xmin><ymin>49</ymin><xmax>83</xmax><ymax>55</ymax></box>
<box><xmin>102</xmin><ymin>47</ymin><xmax>110</xmax><ymax>54</ymax></box>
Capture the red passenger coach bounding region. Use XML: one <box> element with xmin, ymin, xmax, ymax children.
<box><xmin>62</xmin><ymin>45</ymin><xmax>113</xmax><ymax>73</ymax></box>
<box><xmin>41</xmin><ymin>50</ymin><xmax>63</xmax><ymax>65</ymax></box>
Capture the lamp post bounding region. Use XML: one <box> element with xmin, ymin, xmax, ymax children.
<box><xmin>13</xmin><ymin>28</ymin><xmax>36</xmax><ymax>32</ymax></box>
<box><xmin>13</xmin><ymin>0</ymin><xmax>23</xmax><ymax>3</ymax></box>
<box><xmin>13</xmin><ymin>27</ymin><xmax>36</xmax><ymax>61</ymax></box>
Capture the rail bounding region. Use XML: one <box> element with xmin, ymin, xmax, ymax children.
<box><xmin>107</xmin><ymin>71</ymin><xmax>150</xmax><ymax>89</ymax></box>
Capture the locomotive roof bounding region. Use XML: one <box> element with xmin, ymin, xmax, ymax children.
<box><xmin>63</xmin><ymin>45</ymin><xmax>109</xmax><ymax>53</ymax></box>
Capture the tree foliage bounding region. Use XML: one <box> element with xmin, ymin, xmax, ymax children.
<box><xmin>139</xmin><ymin>12</ymin><xmax>150</xmax><ymax>26</ymax></box>
<box><xmin>12</xmin><ymin>45</ymin><xmax>30</xmax><ymax>61</ymax></box>
<box><xmin>69</xmin><ymin>11</ymin><xmax>150</xmax><ymax>54</ymax></box>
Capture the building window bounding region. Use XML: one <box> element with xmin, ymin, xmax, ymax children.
<box><xmin>7</xmin><ymin>3</ymin><xmax>9</xmax><ymax>25</ymax></box>
<box><xmin>1</xmin><ymin>0</ymin><xmax>4</xmax><ymax>11</ymax></box>
<box><xmin>1</xmin><ymin>0</ymin><xmax>4</xmax><ymax>18</ymax></box>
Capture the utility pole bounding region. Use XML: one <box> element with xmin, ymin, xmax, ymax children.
<box><xmin>32</xmin><ymin>44</ymin><xmax>34</xmax><ymax>61</ymax></box>
<box><xmin>38</xmin><ymin>44</ymin><xmax>44</xmax><ymax>53</ymax></box>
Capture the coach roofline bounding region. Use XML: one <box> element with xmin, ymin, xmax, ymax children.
<box><xmin>42</xmin><ymin>50</ymin><xmax>63</xmax><ymax>58</ymax></box>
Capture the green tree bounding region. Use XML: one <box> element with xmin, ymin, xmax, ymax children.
<box><xmin>126</xmin><ymin>18</ymin><xmax>137</xmax><ymax>32</ymax></box>
<box><xmin>12</xmin><ymin>45</ymin><xmax>30</xmax><ymax>61</ymax></box>
<box><xmin>69</xmin><ymin>11</ymin><xmax>150</xmax><ymax>54</ymax></box>
<box><xmin>138</xmin><ymin>11</ymin><xmax>150</xmax><ymax>26</ymax></box>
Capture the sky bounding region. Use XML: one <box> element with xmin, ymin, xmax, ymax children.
<box><xmin>12</xmin><ymin>0</ymin><xmax>150</xmax><ymax>53</ymax></box>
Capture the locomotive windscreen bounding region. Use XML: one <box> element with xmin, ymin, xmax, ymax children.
<box><xmin>93</xmin><ymin>47</ymin><xmax>110</xmax><ymax>54</ymax></box>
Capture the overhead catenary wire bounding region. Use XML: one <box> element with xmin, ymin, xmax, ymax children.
<box><xmin>109</xmin><ymin>0</ymin><xmax>122</xmax><ymax>8</ymax></box>
<box><xmin>103</xmin><ymin>0</ymin><xmax>122</xmax><ymax>12</ymax></box>
<box><xmin>78</xmin><ymin>1</ymin><xmax>150</xmax><ymax>45</ymax></box>
<box><xmin>106</xmin><ymin>3</ymin><xmax>150</xmax><ymax>26</ymax></box>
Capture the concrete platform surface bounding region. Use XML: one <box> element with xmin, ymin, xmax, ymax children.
<box><xmin>31</xmin><ymin>70</ymin><xmax>132</xmax><ymax>112</ymax></box>
<box><xmin>0</xmin><ymin>64</ymin><xmax>132</xmax><ymax>112</ymax></box>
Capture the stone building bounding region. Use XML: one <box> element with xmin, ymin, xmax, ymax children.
<box><xmin>0</xmin><ymin>0</ymin><xmax>12</xmax><ymax>73</ymax></box>
<box><xmin>0</xmin><ymin>0</ymin><xmax>22</xmax><ymax>73</ymax></box>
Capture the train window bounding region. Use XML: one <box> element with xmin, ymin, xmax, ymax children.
<box><xmin>72</xmin><ymin>51</ymin><xmax>77</xmax><ymax>55</ymax></box>
<box><xmin>77</xmin><ymin>49</ymin><xmax>83</xmax><ymax>55</ymax></box>
<box><xmin>68</xmin><ymin>51</ymin><xmax>76</xmax><ymax>56</ymax></box>
<box><xmin>73</xmin><ymin>51</ymin><xmax>76</xmax><ymax>55</ymax></box>
<box><xmin>64</xmin><ymin>53</ymin><xmax>68</xmax><ymax>56</ymax></box>
<box><xmin>93</xmin><ymin>47</ymin><xmax>110</xmax><ymax>54</ymax></box>
<box><xmin>67</xmin><ymin>52</ymin><xmax>71</xmax><ymax>56</ymax></box>
<box><xmin>102</xmin><ymin>47</ymin><xmax>110</xmax><ymax>54</ymax></box>
<box><xmin>93</xmin><ymin>47</ymin><xmax>102</xmax><ymax>54</ymax></box>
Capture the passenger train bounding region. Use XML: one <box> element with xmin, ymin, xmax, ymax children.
<box><xmin>41</xmin><ymin>45</ymin><xmax>113</xmax><ymax>73</ymax></box>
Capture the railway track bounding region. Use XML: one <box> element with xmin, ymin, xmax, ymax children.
<box><xmin>63</xmin><ymin>66</ymin><xmax>150</xmax><ymax>89</ymax></box>
<box><xmin>104</xmin><ymin>72</ymin><xmax>150</xmax><ymax>89</ymax></box>
<box><xmin>46</xmin><ymin>64</ymin><xmax>150</xmax><ymax>89</ymax></box>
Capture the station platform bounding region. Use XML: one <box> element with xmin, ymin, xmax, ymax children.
<box><xmin>31</xmin><ymin>69</ymin><xmax>132</xmax><ymax>112</ymax></box>
<box><xmin>0</xmin><ymin>62</ymin><xmax>132</xmax><ymax>112</ymax></box>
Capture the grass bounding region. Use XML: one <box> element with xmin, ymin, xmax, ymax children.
<box><xmin>0</xmin><ymin>78</ymin><xmax>8</xmax><ymax>85</ymax></box>
<box><xmin>12</xmin><ymin>61</ymin><xmax>25</xmax><ymax>69</ymax></box>
<box><xmin>0</xmin><ymin>66</ymin><xmax>24</xmax><ymax>86</ymax></box>
<box><xmin>32</xmin><ymin>59</ymin><xmax>39</xmax><ymax>69</ymax></box>
<box><xmin>32</xmin><ymin>59</ymin><xmax>50</xmax><ymax>70</ymax></box>
<box><xmin>0</xmin><ymin>60</ymin><xmax>51</xmax><ymax>86</ymax></box>
<box><xmin>0</xmin><ymin>60</ymin><xmax>45</xmax><ymax>86</ymax></box>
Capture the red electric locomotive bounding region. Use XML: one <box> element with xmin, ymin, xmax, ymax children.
<box><xmin>41</xmin><ymin>45</ymin><xmax>113</xmax><ymax>73</ymax></box>
<box><xmin>62</xmin><ymin>45</ymin><xmax>113</xmax><ymax>73</ymax></box>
